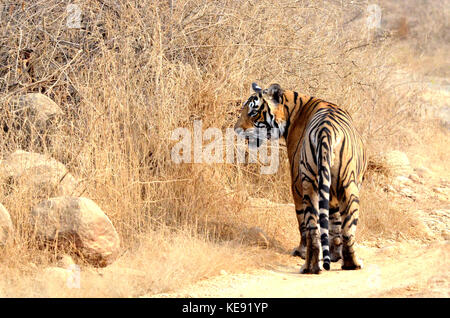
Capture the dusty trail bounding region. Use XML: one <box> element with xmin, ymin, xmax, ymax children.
<box><xmin>148</xmin><ymin>241</ymin><xmax>449</xmax><ymax>298</ymax></box>
<box><xmin>144</xmin><ymin>77</ymin><xmax>450</xmax><ymax>299</ymax></box>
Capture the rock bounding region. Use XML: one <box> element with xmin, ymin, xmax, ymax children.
<box><xmin>7</xmin><ymin>93</ymin><xmax>64</xmax><ymax>150</ymax></box>
<box><xmin>433</xmin><ymin>187</ymin><xmax>447</xmax><ymax>195</ymax></box>
<box><xmin>31</xmin><ymin>197</ymin><xmax>120</xmax><ymax>267</ymax></box>
<box><xmin>414</xmin><ymin>167</ymin><xmax>432</xmax><ymax>178</ymax></box>
<box><xmin>395</xmin><ymin>175</ymin><xmax>412</xmax><ymax>185</ymax></box>
<box><xmin>9</xmin><ymin>93</ymin><xmax>63</xmax><ymax>130</ymax></box>
<box><xmin>408</xmin><ymin>173</ymin><xmax>423</xmax><ymax>184</ymax></box>
<box><xmin>241</xmin><ymin>226</ymin><xmax>270</xmax><ymax>248</ymax></box>
<box><xmin>384</xmin><ymin>184</ymin><xmax>396</xmax><ymax>193</ymax></box>
<box><xmin>382</xmin><ymin>150</ymin><xmax>412</xmax><ymax>176</ymax></box>
<box><xmin>57</xmin><ymin>254</ymin><xmax>76</xmax><ymax>268</ymax></box>
<box><xmin>0</xmin><ymin>150</ymin><xmax>79</xmax><ymax>198</ymax></box>
<box><xmin>0</xmin><ymin>203</ymin><xmax>13</xmax><ymax>245</ymax></box>
<box><xmin>399</xmin><ymin>187</ymin><xmax>416</xmax><ymax>200</ymax></box>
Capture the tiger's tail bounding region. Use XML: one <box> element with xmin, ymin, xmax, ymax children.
<box><xmin>318</xmin><ymin>129</ymin><xmax>332</xmax><ymax>270</ymax></box>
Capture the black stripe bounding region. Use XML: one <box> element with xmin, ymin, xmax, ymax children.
<box><xmin>319</xmin><ymin>215</ymin><xmax>329</xmax><ymax>229</ymax></box>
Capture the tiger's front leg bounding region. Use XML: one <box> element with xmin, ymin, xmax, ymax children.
<box><xmin>292</xmin><ymin>208</ymin><xmax>307</xmax><ymax>259</ymax></box>
<box><xmin>291</xmin><ymin>181</ymin><xmax>306</xmax><ymax>259</ymax></box>
<box><xmin>299</xmin><ymin>180</ymin><xmax>321</xmax><ymax>274</ymax></box>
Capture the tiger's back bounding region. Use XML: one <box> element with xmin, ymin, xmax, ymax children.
<box><xmin>296</xmin><ymin>101</ymin><xmax>367</xmax><ymax>272</ymax></box>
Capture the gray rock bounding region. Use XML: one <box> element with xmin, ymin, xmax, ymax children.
<box><xmin>31</xmin><ymin>196</ymin><xmax>120</xmax><ymax>267</ymax></box>
<box><xmin>10</xmin><ymin>93</ymin><xmax>63</xmax><ymax>129</ymax></box>
<box><xmin>0</xmin><ymin>150</ymin><xmax>79</xmax><ymax>198</ymax></box>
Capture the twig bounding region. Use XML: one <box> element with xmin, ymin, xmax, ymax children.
<box><xmin>0</xmin><ymin>49</ymin><xmax>83</xmax><ymax>102</ymax></box>
<box><xmin>166</xmin><ymin>43</ymin><xmax>308</xmax><ymax>54</ymax></box>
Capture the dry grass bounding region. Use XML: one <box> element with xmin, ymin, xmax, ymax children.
<box><xmin>0</xmin><ymin>228</ymin><xmax>267</xmax><ymax>297</ymax></box>
<box><xmin>0</xmin><ymin>0</ymin><xmax>448</xmax><ymax>297</ymax></box>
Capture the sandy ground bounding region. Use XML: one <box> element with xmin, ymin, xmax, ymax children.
<box><xmin>146</xmin><ymin>241</ymin><xmax>449</xmax><ymax>298</ymax></box>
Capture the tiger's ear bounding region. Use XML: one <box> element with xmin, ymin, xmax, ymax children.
<box><xmin>263</xmin><ymin>84</ymin><xmax>283</xmax><ymax>101</ymax></box>
<box><xmin>251</xmin><ymin>82</ymin><xmax>262</xmax><ymax>93</ymax></box>
<box><xmin>262</xmin><ymin>83</ymin><xmax>283</xmax><ymax>109</ymax></box>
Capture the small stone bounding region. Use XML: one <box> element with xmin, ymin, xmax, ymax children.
<box><xmin>399</xmin><ymin>187</ymin><xmax>416</xmax><ymax>199</ymax></box>
<box><xmin>414</xmin><ymin>167</ymin><xmax>432</xmax><ymax>178</ymax></box>
<box><xmin>408</xmin><ymin>173</ymin><xmax>422</xmax><ymax>184</ymax></box>
<box><xmin>57</xmin><ymin>255</ymin><xmax>76</xmax><ymax>268</ymax></box>
<box><xmin>241</xmin><ymin>227</ymin><xmax>270</xmax><ymax>248</ymax></box>
<box><xmin>433</xmin><ymin>187</ymin><xmax>447</xmax><ymax>195</ymax></box>
<box><xmin>0</xmin><ymin>203</ymin><xmax>13</xmax><ymax>246</ymax></box>
<box><xmin>395</xmin><ymin>176</ymin><xmax>412</xmax><ymax>185</ymax></box>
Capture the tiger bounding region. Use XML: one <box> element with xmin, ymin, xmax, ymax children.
<box><xmin>234</xmin><ymin>83</ymin><xmax>367</xmax><ymax>274</ymax></box>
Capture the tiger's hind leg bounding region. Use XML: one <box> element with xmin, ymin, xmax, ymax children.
<box><xmin>292</xmin><ymin>208</ymin><xmax>307</xmax><ymax>259</ymax></box>
<box><xmin>340</xmin><ymin>184</ymin><xmax>363</xmax><ymax>270</ymax></box>
<box><xmin>329</xmin><ymin>204</ymin><xmax>342</xmax><ymax>262</ymax></box>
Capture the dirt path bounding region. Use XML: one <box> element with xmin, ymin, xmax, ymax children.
<box><xmin>148</xmin><ymin>241</ymin><xmax>449</xmax><ymax>298</ymax></box>
<box><xmin>144</xmin><ymin>78</ymin><xmax>450</xmax><ymax>299</ymax></box>
<box><xmin>146</xmin><ymin>156</ymin><xmax>449</xmax><ymax>298</ymax></box>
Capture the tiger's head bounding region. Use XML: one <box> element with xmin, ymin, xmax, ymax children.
<box><xmin>234</xmin><ymin>83</ymin><xmax>288</xmax><ymax>148</ymax></box>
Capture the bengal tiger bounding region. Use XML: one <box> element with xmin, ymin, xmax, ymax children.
<box><xmin>234</xmin><ymin>83</ymin><xmax>367</xmax><ymax>274</ymax></box>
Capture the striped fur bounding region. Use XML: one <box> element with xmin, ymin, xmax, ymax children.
<box><xmin>234</xmin><ymin>83</ymin><xmax>367</xmax><ymax>274</ymax></box>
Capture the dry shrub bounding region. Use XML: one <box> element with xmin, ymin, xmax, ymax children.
<box><xmin>358</xmin><ymin>177</ymin><xmax>429</xmax><ymax>243</ymax></box>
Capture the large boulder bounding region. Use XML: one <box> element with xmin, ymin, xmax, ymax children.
<box><xmin>0</xmin><ymin>203</ymin><xmax>13</xmax><ymax>245</ymax></box>
<box><xmin>31</xmin><ymin>196</ymin><xmax>120</xmax><ymax>267</ymax></box>
<box><xmin>9</xmin><ymin>93</ymin><xmax>63</xmax><ymax>130</ymax></box>
<box><xmin>0</xmin><ymin>150</ymin><xmax>79</xmax><ymax>198</ymax></box>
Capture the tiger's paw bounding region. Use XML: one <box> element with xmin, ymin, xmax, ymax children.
<box><xmin>300</xmin><ymin>262</ymin><xmax>321</xmax><ymax>274</ymax></box>
<box><xmin>292</xmin><ymin>247</ymin><xmax>306</xmax><ymax>259</ymax></box>
<box><xmin>330</xmin><ymin>238</ymin><xmax>342</xmax><ymax>262</ymax></box>
<box><xmin>342</xmin><ymin>258</ymin><xmax>363</xmax><ymax>270</ymax></box>
<box><xmin>330</xmin><ymin>246</ymin><xmax>342</xmax><ymax>262</ymax></box>
<box><xmin>299</xmin><ymin>263</ymin><xmax>310</xmax><ymax>274</ymax></box>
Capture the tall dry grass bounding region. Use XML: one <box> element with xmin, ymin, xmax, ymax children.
<box><xmin>0</xmin><ymin>0</ymin><xmax>448</xmax><ymax>296</ymax></box>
